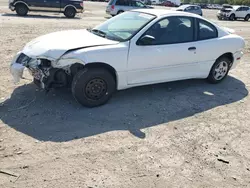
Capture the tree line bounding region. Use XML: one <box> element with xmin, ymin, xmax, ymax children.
<box><xmin>182</xmin><ymin>0</ymin><xmax>250</xmax><ymax>6</ymax></box>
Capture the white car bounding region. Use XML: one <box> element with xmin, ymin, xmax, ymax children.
<box><xmin>217</xmin><ymin>5</ymin><xmax>250</xmax><ymax>21</ymax></box>
<box><xmin>10</xmin><ymin>9</ymin><xmax>245</xmax><ymax>107</ymax></box>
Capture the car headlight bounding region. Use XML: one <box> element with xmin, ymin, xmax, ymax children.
<box><xmin>16</xmin><ymin>53</ymin><xmax>31</xmax><ymax>65</ymax></box>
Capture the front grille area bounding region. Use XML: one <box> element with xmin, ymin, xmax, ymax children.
<box><xmin>221</xmin><ymin>9</ymin><xmax>231</xmax><ymax>13</ymax></box>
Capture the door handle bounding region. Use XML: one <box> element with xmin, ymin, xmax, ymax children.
<box><xmin>188</xmin><ymin>47</ymin><xmax>196</xmax><ymax>51</ymax></box>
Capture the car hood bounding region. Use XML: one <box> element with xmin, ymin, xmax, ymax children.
<box><xmin>222</xmin><ymin>8</ymin><xmax>233</xmax><ymax>11</ymax></box>
<box><xmin>22</xmin><ymin>29</ymin><xmax>119</xmax><ymax>59</ymax></box>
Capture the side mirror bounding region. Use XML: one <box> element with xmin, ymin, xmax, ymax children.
<box><xmin>137</xmin><ymin>35</ymin><xmax>155</xmax><ymax>45</ymax></box>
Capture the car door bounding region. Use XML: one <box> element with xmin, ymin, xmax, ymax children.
<box><xmin>114</xmin><ymin>0</ymin><xmax>129</xmax><ymax>13</ymax></box>
<box><xmin>45</xmin><ymin>0</ymin><xmax>61</xmax><ymax>11</ymax></box>
<box><xmin>241</xmin><ymin>7</ymin><xmax>249</xmax><ymax>17</ymax></box>
<box><xmin>127</xmin><ymin>16</ymin><xmax>198</xmax><ymax>85</ymax></box>
<box><xmin>235</xmin><ymin>7</ymin><xmax>245</xmax><ymax>18</ymax></box>
<box><xmin>28</xmin><ymin>0</ymin><xmax>60</xmax><ymax>11</ymax></box>
<box><xmin>26</xmin><ymin>0</ymin><xmax>47</xmax><ymax>10</ymax></box>
<box><xmin>193</xmin><ymin>18</ymin><xmax>220</xmax><ymax>77</ymax></box>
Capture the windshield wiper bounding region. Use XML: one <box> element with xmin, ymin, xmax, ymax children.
<box><xmin>91</xmin><ymin>29</ymin><xmax>107</xmax><ymax>38</ymax></box>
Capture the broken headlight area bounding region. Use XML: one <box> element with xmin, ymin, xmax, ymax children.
<box><xmin>11</xmin><ymin>53</ymin><xmax>70</xmax><ymax>90</ymax></box>
<box><xmin>16</xmin><ymin>53</ymin><xmax>31</xmax><ymax>65</ymax></box>
<box><xmin>31</xmin><ymin>59</ymin><xmax>70</xmax><ymax>90</ymax></box>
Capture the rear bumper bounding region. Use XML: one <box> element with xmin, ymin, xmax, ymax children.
<box><xmin>231</xmin><ymin>51</ymin><xmax>244</xmax><ymax>69</ymax></box>
<box><xmin>76</xmin><ymin>8</ymin><xmax>84</xmax><ymax>13</ymax></box>
<box><xmin>106</xmin><ymin>8</ymin><xmax>115</xmax><ymax>16</ymax></box>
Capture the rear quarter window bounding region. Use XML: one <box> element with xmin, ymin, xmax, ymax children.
<box><xmin>198</xmin><ymin>19</ymin><xmax>218</xmax><ymax>40</ymax></box>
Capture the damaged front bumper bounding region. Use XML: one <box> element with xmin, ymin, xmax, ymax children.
<box><xmin>10</xmin><ymin>52</ymin><xmax>69</xmax><ymax>90</ymax></box>
<box><xmin>217</xmin><ymin>12</ymin><xmax>230</xmax><ymax>19</ymax></box>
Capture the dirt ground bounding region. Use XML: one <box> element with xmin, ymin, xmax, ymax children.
<box><xmin>0</xmin><ymin>1</ymin><xmax>250</xmax><ymax>188</ymax></box>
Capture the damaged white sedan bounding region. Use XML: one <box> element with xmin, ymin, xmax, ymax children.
<box><xmin>10</xmin><ymin>9</ymin><xmax>245</xmax><ymax>107</ymax></box>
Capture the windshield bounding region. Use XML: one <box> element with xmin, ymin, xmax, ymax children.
<box><xmin>91</xmin><ymin>11</ymin><xmax>156</xmax><ymax>42</ymax></box>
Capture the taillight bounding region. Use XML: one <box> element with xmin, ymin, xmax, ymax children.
<box><xmin>80</xmin><ymin>2</ymin><xmax>83</xmax><ymax>7</ymax></box>
<box><xmin>111</xmin><ymin>5</ymin><xmax>114</xmax><ymax>10</ymax></box>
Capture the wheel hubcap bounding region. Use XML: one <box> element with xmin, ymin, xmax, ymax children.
<box><xmin>213</xmin><ymin>61</ymin><xmax>228</xmax><ymax>80</ymax></box>
<box><xmin>85</xmin><ymin>78</ymin><xmax>107</xmax><ymax>100</ymax></box>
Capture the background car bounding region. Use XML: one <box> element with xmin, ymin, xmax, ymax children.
<box><xmin>176</xmin><ymin>4</ymin><xmax>202</xmax><ymax>16</ymax></box>
<box><xmin>161</xmin><ymin>0</ymin><xmax>177</xmax><ymax>7</ymax></box>
<box><xmin>106</xmin><ymin>0</ymin><xmax>153</xmax><ymax>16</ymax></box>
<box><xmin>140</xmin><ymin>0</ymin><xmax>152</xmax><ymax>5</ymax></box>
<box><xmin>8</xmin><ymin>0</ymin><xmax>84</xmax><ymax>18</ymax></box>
<box><xmin>217</xmin><ymin>5</ymin><xmax>250</xmax><ymax>21</ymax></box>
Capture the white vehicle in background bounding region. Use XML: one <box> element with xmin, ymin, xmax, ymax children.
<box><xmin>106</xmin><ymin>0</ymin><xmax>153</xmax><ymax>16</ymax></box>
<box><xmin>217</xmin><ymin>5</ymin><xmax>250</xmax><ymax>21</ymax></box>
<box><xmin>10</xmin><ymin>9</ymin><xmax>245</xmax><ymax>107</ymax></box>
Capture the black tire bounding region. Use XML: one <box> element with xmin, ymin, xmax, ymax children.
<box><xmin>217</xmin><ymin>16</ymin><xmax>222</xmax><ymax>20</ymax></box>
<box><xmin>117</xmin><ymin>10</ymin><xmax>124</xmax><ymax>15</ymax></box>
<box><xmin>64</xmin><ymin>7</ymin><xmax>76</xmax><ymax>18</ymax></box>
<box><xmin>15</xmin><ymin>3</ymin><xmax>28</xmax><ymax>16</ymax></box>
<box><xmin>207</xmin><ymin>57</ymin><xmax>231</xmax><ymax>84</ymax></box>
<box><xmin>244</xmin><ymin>14</ymin><xmax>250</xmax><ymax>21</ymax></box>
<box><xmin>229</xmin><ymin>14</ymin><xmax>235</xmax><ymax>21</ymax></box>
<box><xmin>71</xmin><ymin>68</ymin><xmax>116</xmax><ymax>107</ymax></box>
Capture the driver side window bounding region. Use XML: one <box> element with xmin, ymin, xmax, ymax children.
<box><xmin>141</xmin><ymin>16</ymin><xmax>194</xmax><ymax>45</ymax></box>
<box><xmin>237</xmin><ymin>7</ymin><xmax>243</xmax><ymax>11</ymax></box>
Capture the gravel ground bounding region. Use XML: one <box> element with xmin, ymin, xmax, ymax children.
<box><xmin>0</xmin><ymin>2</ymin><xmax>250</xmax><ymax>188</ymax></box>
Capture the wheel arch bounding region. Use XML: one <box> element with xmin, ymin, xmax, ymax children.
<box><xmin>63</xmin><ymin>4</ymin><xmax>77</xmax><ymax>12</ymax></box>
<box><xmin>85</xmin><ymin>62</ymin><xmax>118</xmax><ymax>87</ymax></box>
<box><xmin>14</xmin><ymin>1</ymin><xmax>29</xmax><ymax>9</ymax></box>
<box><xmin>231</xmin><ymin>13</ymin><xmax>235</xmax><ymax>16</ymax></box>
<box><xmin>217</xmin><ymin>52</ymin><xmax>234</xmax><ymax>64</ymax></box>
<box><xmin>69</xmin><ymin>62</ymin><xmax>118</xmax><ymax>89</ymax></box>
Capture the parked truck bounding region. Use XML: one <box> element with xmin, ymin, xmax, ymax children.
<box><xmin>8</xmin><ymin>0</ymin><xmax>84</xmax><ymax>18</ymax></box>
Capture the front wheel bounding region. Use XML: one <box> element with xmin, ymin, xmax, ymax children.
<box><xmin>207</xmin><ymin>57</ymin><xmax>231</xmax><ymax>84</ymax></box>
<box><xmin>71</xmin><ymin>68</ymin><xmax>116</xmax><ymax>107</ymax></box>
<box><xmin>15</xmin><ymin>4</ymin><xmax>28</xmax><ymax>16</ymax></box>
<box><xmin>64</xmin><ymin>7</ymin><xmax>76</xmax><ymax>18</ymax></box>
<box><xmin>229</xmin><ymin>14</ymin><xmax>235</xmax><ymax>21</ymax></box>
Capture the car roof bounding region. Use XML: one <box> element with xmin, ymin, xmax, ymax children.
<box><xmin>130</xmin><ymin>9</ymin><xmax>202</xmax><ymax>18</ymax></box>
<box><xmin>232</xmin><ymin>5</ymin><xmax>241</xmax><ymax>9</ymax></box>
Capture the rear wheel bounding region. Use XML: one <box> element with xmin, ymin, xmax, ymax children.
<box><xmin>244</xmin><ymin>14</ymin><xmax>250</xmax><ymax>21</ymax></box>
<box><xmin>71</xmin><ymin>68</ymin><xmax>116</xmax><ymax>107</ymax></box>
<box><xmin>15</xmin><ymin>4</ymin><xmax>28</xmax><ymax>16</ymax></box>
<box><xmin>207</xmin><ymin>57</ymin><xmax>231</xmax><ymax>84</ymax></box>
<box><xmin>64</xmin><ymin>7</ymin><xmax>76</xmax><ymax>18</ymax></box>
